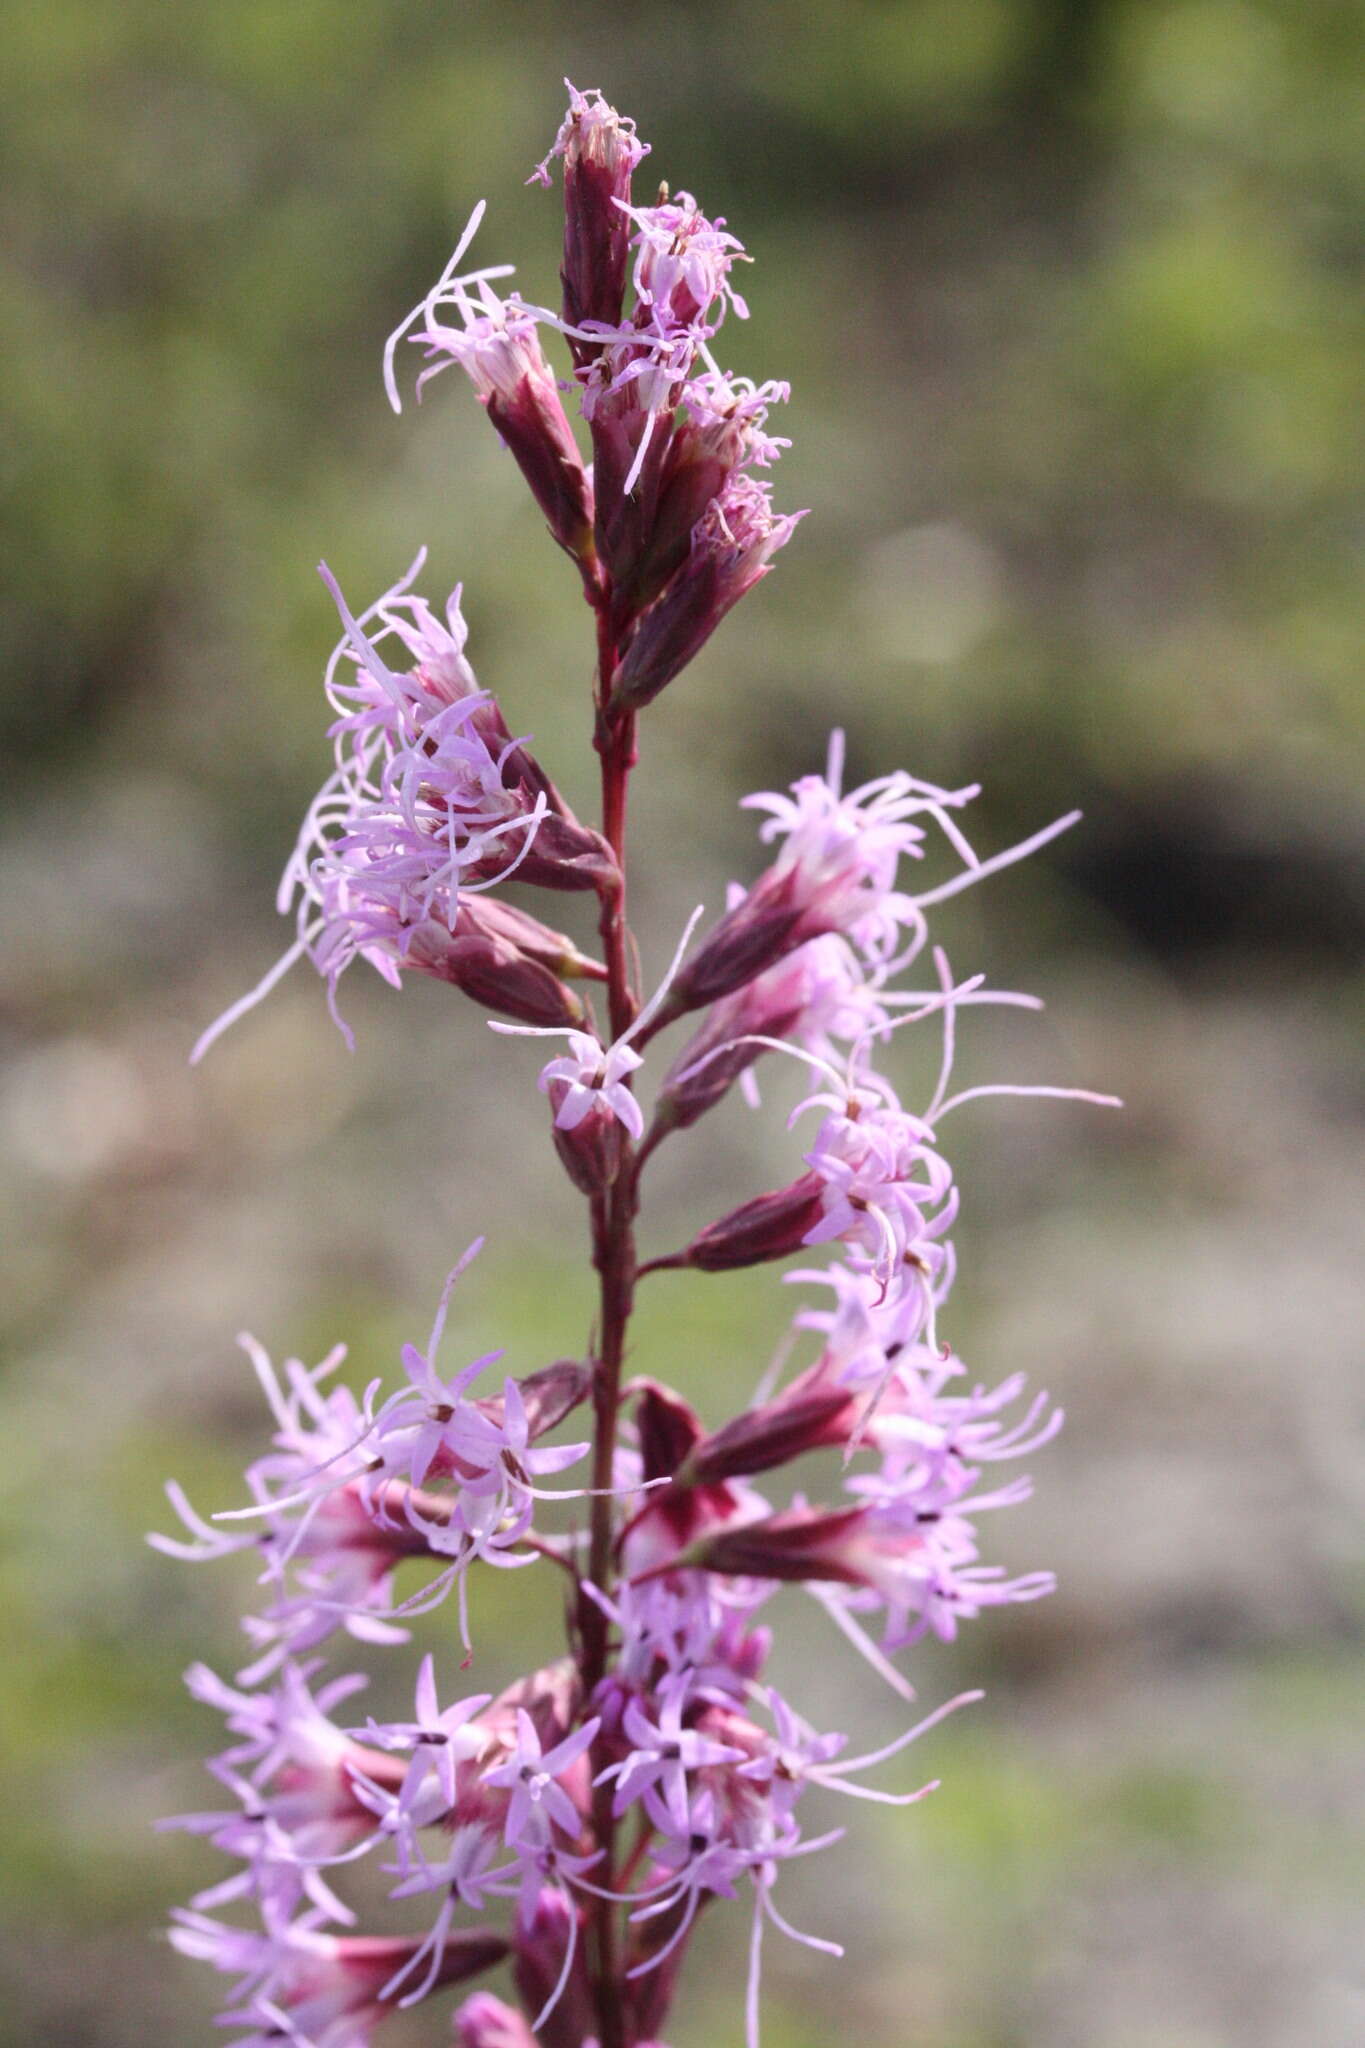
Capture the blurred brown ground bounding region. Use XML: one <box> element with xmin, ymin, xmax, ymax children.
<box><xmin>1</xmin><ymin>4</ymin><xmax>1362</xmax><ymax>2045</ymax></box>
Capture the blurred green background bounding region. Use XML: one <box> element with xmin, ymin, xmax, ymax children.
<box><xmin>2</xmin><ymin>2</ymin><xmax>1362</xmax><ymax>2044</ymax></box>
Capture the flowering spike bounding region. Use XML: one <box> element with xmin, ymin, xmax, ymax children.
<box><xmin>165</xmin><ymin>83</ymin><xmax>1103</xmax><ymax>2048</ymax></box>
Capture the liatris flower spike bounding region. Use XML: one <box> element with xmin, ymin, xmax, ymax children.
<box><xmin>163</xmin><ymin>81</ymin><xmax>1118</xmax><ymax>2048</ymax></box>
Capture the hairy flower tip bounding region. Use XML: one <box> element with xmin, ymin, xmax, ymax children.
<box><xmin>686</xmin><ymin>1496</ymin><xmax>1056</xmax><ymax>1651</ymax></box>
<box><xmin>801</xmin><ymin>1095</ymin><xmax>957</xmax><ymax>1302</ymax></box>
<box><xmin>626</xmin><ymin>190</ymin><xmax>749</xmax><ymax>338</ymax></box>
<box><xmin>532</xmin><ymin>82</ymin><xmax>650</xmax><ymax>358</ymax></box>
<box><xmin>659</xmin><ymin>731</ymin><xmax>1085</xmax><ymax>1019</ymax></box>
<box><xmin>612</xmin><ymin>475</ymin><xmax>804</xmax><ymax>710</ymax></box>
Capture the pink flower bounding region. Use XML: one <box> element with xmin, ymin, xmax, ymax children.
<box><xmin>481</xmin><ymin>1710</ymin><xmax>601</xmax><ymax>1852</ymax></box>
<box><xmin>540</xmin><ymin>1030</ymin><xmax>646</xmax><ymax>1139</ymax></box>
<box><xmin>597</xmin><ymin>1672</ymin><xmax>746</xmax><ymax>1835</ymax></box>
<box><xmin>169</xmin><ymin>1907</ymin><xmax>506</xmax><ymax>2045</ymax></box>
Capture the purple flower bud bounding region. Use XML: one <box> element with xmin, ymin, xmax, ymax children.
<box><xmin>408</xmin><ymin>900</ymin><xmax>590</xmax><ymax>1029</ymax></box>
<box><xmin>586</xmin><ymin>370</ymin><xmax>677</xmax><ymax>595</ymax></box>
<box><xmin>476</xmin><ymin>1358</ymin><xmax>591</xmax><ymax>1441</ymax></box>
<box><xmin>612</xmin><ymin>474</ymin><xmax>803</xmax><ymax>709</ymax></box>
<box><xmin>621</xmin><ymin>371</ymin><xmax>791</xmax><ymax>612</ymax></box>
<box><xmin>655</xmin><ymin>930</ymin><xmax>864</xmax><ymax>1126</ymax></box>
<box><xmin>659</xmin><ymin>866</ymin><xmax>812</xmax><ymax>1018</ymax></box>
<box><xmin>636</xmin><ymin>1377</ymin><xmax>705</xmax><ymax>1480</ymax></box>
<box><xmin>648</xmin><ymin>1170</ymin><xmax>827</xmax><ymax>1274</ymax></box>
<box><xmin>672</xmin><ymin>1503</ymin><xmax>870</xmax><ymax>1586</ymax></box>
<box><xmin>531</xmin><ymin>83</ymin><xmax>651</xmax><ymax>363</ymax></box>
<box><xmin>681</xmin><ymin>1361</ymin><xmax>858</xmax><ymax>1483</ymax></box>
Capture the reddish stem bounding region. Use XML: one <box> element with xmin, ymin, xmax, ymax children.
<box><xmin>581</xmin><ymin>603</ymin><xmax>641</xmax><ymax>2048</ymax></box>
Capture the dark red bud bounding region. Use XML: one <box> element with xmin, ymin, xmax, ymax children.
<box><xmin>682</xmin><ymin>1377</ymin><xmax>858</xmax><ymax>1484</ymax></box>
<box><xmin>615</xmin><ymin>418</ymin><xmax>741</xmax><ymax>615</ymax></box>
<box><xmin>649</xmin><ymin>1171</ymin><xmax>827</xmax><ymax>1275</ymax></box>
<box><xmin>620</xmin><ymin>1380</ymin><xmax>743</xmax><ymax>1569</ymax></box>
<box><xmin>455</xmin><ymin>897</ymin><xmax>607</xmax><ymax>982</ymax></box>
<box><xmin>679</xmin><ymin>1504</ymin><xmax>870</xmax><ymax>1586</ymax></box>
<box><xmin>484</xmin><ymin>382</ymin><xmax>594</xmax><ymax>566</ymax></box>
<box><xmin>634</xmin><ymin>1378</ymin><xmax>704</xmax><ymax>1482</ymax></box>
<box><xmin>655</xmin><ymin>987</ymin><xmax>808</xmax><ymax>1133</ymax></box>
<box><xmin>418</xmin><ymin>932</ymin><xmax>584</xmax><ymax>1028</ymax></box>
<box><xmin>474</xmin><ymin>1359</ymin><xmax>590</xmax><ymax>1440</ymax></box>
<box><xmin>589</xmin><ymin>393</ymin><xmax>673</xmax><ymax>597</ymax></box>
<box><xmin>548</xmin><ymin>1085</ymin><xmax>627</xmax><ymax>1196</ymax></box>
<box><xmin>559</xmin><ymin>113</ymin><xmax>644</xmax><ymax>362</ymax></box>
<box><xmin>665</xmin><ymin>865</ymin><xmax>814</xmax><ymax>1014</ymax></box>
<box><xmin>610</xmin><ymin>485</ymin><xmax>799</xmax><ymax>711</ymax></box>
<box><xmin>463</xmin><ymin>810</ymin><xmax>619</xmax><ymax>896</ymax></box>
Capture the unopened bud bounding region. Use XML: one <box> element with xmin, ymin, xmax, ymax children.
<box><xmin>612</xmin><ymin>477</ymin><xmax>803</xmax><ymax>711</ymax></box>
<box><xmin>447</xmin><ymin>306</ymin><xmax>594</xmax><ymax>562</ymax></box>
<box><xmin>408</xmin><ymin>907</ymin><xmax>586</xmax><ymax>1029</ymax></box>
<box><xmin>681</xmin><ymin>1363</ymin><xmax>857</xmax><ymax>1483</ymax></box>
<box><xmin>454</xmin><ymin>898</ymin><xmax>607</xmax><ymax>982</ymax></box>
<box><xmin>675</xmin><ymin>1503</ymin><xmax>869</xmax><ymax>1585</ymax></box>
<box><xmin>547</xmin><ymin>1079</ymin><xmax>629</xmax><ymax>1194</ymax></box>
<box><xmin>619</xmin><ymin>388</ymin><xmax>781</xmax><ymax>613</ymax></box>
<box><xmin>648</xmin><ymin>1170</ymin><xmax>826</xmax><ymax>1274</ymax></box>
<box><xmin>588</xmin><ymin>379</ymin><xmax>674</xmax><ymax>595</ymax></box>
<box><xmin>654</xmin><ymin>937</ymin><xmax>816</xmax><ymax>1129</ymax></box>
<box><xmin>475</xmin><ymin>1358</ymin><xmax>591</xmax><ymax>1440</ymax></box>
<box><xmin>485</xmin><ymin>371</ymin><xmax>594</xmax><ymax>566</ymax></box>
<box><xmin>636</xmin><ymin>1377</ymin><xmax>704</xmax><ymax>1480</ymax></box>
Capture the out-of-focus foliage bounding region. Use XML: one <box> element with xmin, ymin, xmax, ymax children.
<box><xmin>1</xmin><ymin>4</ymin><xmax>1362</xmax><ymax>2046</ymax></box>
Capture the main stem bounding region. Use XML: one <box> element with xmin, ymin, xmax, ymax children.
<box><xmin>584</xmin><ymin>602</ymin><xmax>640</xmax><ymax>2048</ymax></box>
